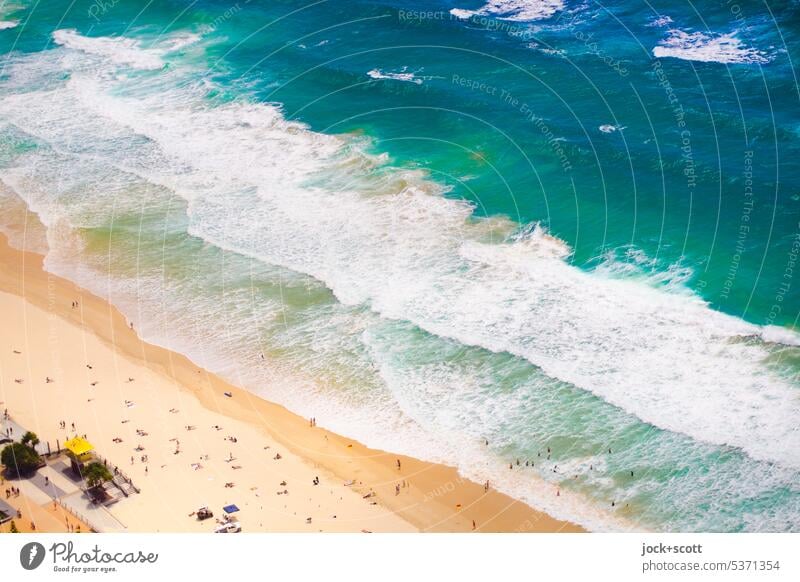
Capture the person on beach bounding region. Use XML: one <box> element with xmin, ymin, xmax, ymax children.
<box><xmin>396</xmin><ymin>459</ymin><xmax>401</xmax><ymax>470</ymax></box>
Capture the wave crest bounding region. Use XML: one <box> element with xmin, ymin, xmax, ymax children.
<box><xmin>653</xmin><ymin>29</ymin><xmax>771</xmax><ymax>65</ymax></box>
<box><xmin>450</xmin><ymin>0</ymin><xmax>565</xmax><ymax>22</ymax></box>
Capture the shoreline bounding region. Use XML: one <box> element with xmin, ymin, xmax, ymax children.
<box><xmin>0</xmin><ymin>232</ymin><xmax>583</xmax><ymax>532</ymax></box>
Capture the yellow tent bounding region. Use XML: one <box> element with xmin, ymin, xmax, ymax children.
<box><xmin>64</xmin><ymin>436</ymin><xmax>94</xmax><ymax>458</ymax></box>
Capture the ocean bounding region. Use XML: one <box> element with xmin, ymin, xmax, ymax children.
<box><xmin>0</xmin><ymin>0</ymin><xmax>798</xmax><ymax>531</ymax></box>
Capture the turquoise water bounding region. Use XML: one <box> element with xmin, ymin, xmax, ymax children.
<box><xmin>0</xmin><ymin>0</ymin><xmax>799</xmax><ymax>531</ymax></box>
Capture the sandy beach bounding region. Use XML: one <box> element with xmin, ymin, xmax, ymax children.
<box><xmin>0</xmin><ymin>233</ymin><xmax>582</xmax><ymax>532</ymax></box>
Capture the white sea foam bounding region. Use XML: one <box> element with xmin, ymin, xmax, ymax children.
<box><xmin>599</xmin><ymin>124</ymin><xmax>625</xmax><ymax>133</ymax></box>
<box><xmin>450</xmin><ymin>9</ymin><xmax>474</xmax><ymax>20</ymax></box>
<box><xmin>647</xmin><ymin>15</ymin><xmax>673</xmax><ymax>28</ymax></box>
<box><xmin>761</xmin><ymin>326</ymin><xmax>800</xmax><ymax>347</ymax></box>
<box><xmin>653</xmin><ymin>29</ymin><xmax>771</xmax><ymax>65</ymax></box>
<box><xmin>591</xmin><ymin>247</ymin><xmax>694</xmax><ymax>293</ymax></box>
<box><xmin>450</xmin><ymin>0</ymin><xmax>564</xmax><ymax>22</ymax></box>
<box><xmin>367</xmin><ymin>68</ymin><xmax>423</xmax><ymax>84</ymax></box>
<box><xmin>53</xmin><ymin>29</ymin><xmax>165</xmax><ymax>70</ymax></box>
<box><xmin>0</xmin><ymin>179</ymin><xmax>49</xmax><ymax>253</ymax></box>
<box><xmin>527</xmin><ymin>42</ymin><xmax>564</xmax><ymax>56</ymax></box>
<box><xmin>0</xmin><ymin>1</ymin><xmax>23</xmax><ymax>29</ymax></box>
<box><xmin>161</xmin><ymin>32</ymin><xmax>203</xmax><ymax>52</ymax></box>
<box><xmin>1</xmin><ymin>30</ymin><xmax>800</xmax><ymax>533</ymax></box>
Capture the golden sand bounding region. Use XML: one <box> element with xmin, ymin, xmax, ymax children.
<box><xmin>0</xmin><ymin>233</ymin><xmax>582</xmax><ymax>532</ymax></box>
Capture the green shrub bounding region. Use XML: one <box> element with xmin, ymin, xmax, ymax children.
<box><xmin>21</xmin><ymin>431</ymin><xmax>40</xmax><ymax>447</ymax></box>
<box><xmin>83</xmin><ymin>462</ymin><xmax>113</xmax><ymax>489</ymax></box>
<box><xmin>1</xmin><ymin>442</ymin><xmax>42</xmax><ymax>477</ymax></box>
